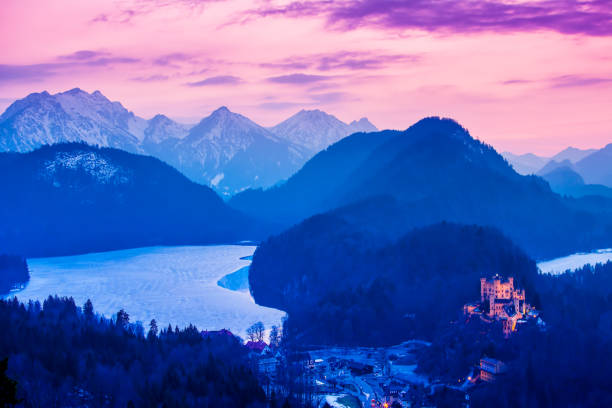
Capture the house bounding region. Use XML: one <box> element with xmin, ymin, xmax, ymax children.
<box><xmin>259</xmin><ymin>356</ymin><xmax>280</xmax><ymax>377</ymax></box>
<box><xmin>245</xmin><ymin>340</ymin><xmax>267</xmax><ymax>353</ymax></box>
<box><xmin>480</xmin><ymin>275</ymin><xmax>526</xmax><ymax>317</ymax></box>
<box><xmin>479</xmin><ymin>357</ymin><xmax>507</xmax><ymax>383</ymax></box>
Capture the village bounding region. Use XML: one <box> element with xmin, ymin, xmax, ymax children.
<box><xmin>228</xmin><ymin>274</ymin><xmax>546</xmax><ymax>408</ymax></box>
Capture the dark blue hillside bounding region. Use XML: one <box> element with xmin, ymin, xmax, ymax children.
<box><xmin>0</xmin><ymin>143</ymin><xmax>264</xmax><ymax>257</ymax></box>
<box><xmin>232</xmin><ymin>117</ymin><xmax>612</xmax><ymax>259</ymax></box>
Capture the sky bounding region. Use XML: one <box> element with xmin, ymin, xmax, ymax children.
<box><xmin>1</xmin><ymin>0</ymin><xmax>611</xmax><ymax>155</ymax></box>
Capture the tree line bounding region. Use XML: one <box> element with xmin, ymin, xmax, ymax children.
<box><xmin>0</xmin><ymin>295</ymin><xmax>268</xmax><ymax>407</ymax></box>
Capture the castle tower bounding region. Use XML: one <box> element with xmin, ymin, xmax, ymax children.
<box><xmin>480</xmin><ymin>277</ymin><xmax>487</xmax><ymax>302</ymax></box>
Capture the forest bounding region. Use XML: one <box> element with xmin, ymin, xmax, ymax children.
<box><xmin>232</xmin><ymin>117</ymin><xmax>612</xmax><ymax>260</ymax></box>
<box><xmin>0</xmin><ymin>143</ymin><xmax>265</xmax><ymax>258</ymax></box>
<box><xmin>0</xmin><ymin>255</ymin><xmax>29</xmax><ymax>295</ymax></box>
<box><xmin>419</xmin><ymin>261</ymin><xmax>612</xmax><ymax>408</ymax></box>
<box><xmin>250</xmin><ymin>221</ymin><xmax>540</xmax><ymax>346</ymax></box>
<box><xmin>0</xmin><ymin>295</ymin><xmax>268</xmax><ymax>407</ymax></box>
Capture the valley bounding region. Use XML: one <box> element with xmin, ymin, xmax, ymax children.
<box><xmin>3</xmin><ymin>1</ymin><xmax>612</xmax><ymax>405</ymax></box>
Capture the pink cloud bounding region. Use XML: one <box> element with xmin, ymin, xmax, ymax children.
<box><xmin>187</xmin><ymin>75</ymin><xmax>242</xmax><ymax>86</ymax></box>
<box><xmin>247</xmin><ymin>0</ymin><xmax>612</xmax><ymax>36</ymax></box>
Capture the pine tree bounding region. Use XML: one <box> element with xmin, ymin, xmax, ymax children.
<box><xmin>148</xmin><ymin>319</ymin><xmax>158</xmax><ymax>340</ymax></box>
<box><xmin>269</xmin><ymin>325</ymin><xmax>280</xmax><ymax>348</ymax></box>
<box><xmin>116</xmin><ymin>309</ymin><xmax>129</xmax><ymax>330</ymax></box>
<box><xmin>83</xmin><ymin>299</ymin><xmax>94</xmax><ymax>319</ymax></box>
<box><xmin>0</xmin><ymin>358</ymin><xmax>19</xmax><ymax>407</ymax></box>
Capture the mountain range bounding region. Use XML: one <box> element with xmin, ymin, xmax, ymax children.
<box><xmin>502</xmin><ymin>147</ymin><xmax>596</xmax><ymax>175</ymax></box>
<box><xmin>0</xmin><ymin>89</ymin><xmax>376</xmax><ymax>195</ymax></box>
<box><xmin>269</xmin><ymin>109</ymin><xmax>377</xmax><ymax>154</ymax></box>
<box><xmin>0</xmin><ymin>143</ymin><xmax>265</xmax><ymax>257</ymax></box>
<box><xmin>503</xmin><ymin>146</ymin><xmax>612</xmax><ymax>192</ymax></box>
<box><xmin>232</xmin><ymin>117</ymin><xmax>612</xmax><ymax>259</ymax></box>
<box><xmin>537</xmin><ymin>162</ymin><xmax>612</xmax><ymax>199</ymax></box>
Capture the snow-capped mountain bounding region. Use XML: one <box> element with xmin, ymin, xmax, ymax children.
<box><xmin>0</xmin><ymin>88</ymin><xmax>144</xmax><ymax>153</ymax></box>
<box><xmin>269</xmin><ymin>109</ymin><xmax>377</xmax><ymax>154</ymax></box>
<box><xmin>0</xmin><ymin>89</ymin><xmax>375</xmax><ymax>195</ymax></box>
<box><xmin>142</xmin><ymin>114</ymin><xmax>190</xmax><ymax>145</ymax></box>
<box><xmin>0</xmin><ymin>88</ymin><xmax>188</xmax><ymax>155</ymax></box>
<box><xmin>161</xmin><ymin>106</ymin><xmax>308</xmax><ymax>195</ymax></box>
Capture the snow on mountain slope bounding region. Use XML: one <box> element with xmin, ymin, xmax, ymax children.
<box><xmin>160</xmin><ymin>106</ymin><xmax>308</xmax><ymax>195</ymax></box>
<box><xmin>41</xmin><ymin>150</ymin><xmax>131</xmax><ymax>186</ymax></box>
<box><xmin>0</xmin><ymin>88</ymin><xmax>194</xmax><ymax>154</ymax></box>
<box><xmin>143</xmin><ymin>114</ymin><xmax>190</xmax><ymax>145</ymax></box>
<box><xmin>270</xmin><ymin>109</ymin><xmax>378</xmax><ymax>154</ymax></box>
<box><xmin>0</xmin><ymin>89</ymin><xmax>373</xmax><ymax>194</ymax></box>
<box><xmin>0</xmin><ymin>89</ymin><xmax>144</xmax><ymax>153</ymax></box>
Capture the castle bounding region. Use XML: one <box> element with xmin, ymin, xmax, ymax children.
<box><xmin>464</xmin><ymin>274</ymin><xmax>533</xmax><ymax>337</ymax></box>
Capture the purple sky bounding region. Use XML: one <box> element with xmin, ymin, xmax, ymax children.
<box><xmin>1</xmin><ymin>0</ymin><xmax>612</xmax><ymax>154</ymax></box>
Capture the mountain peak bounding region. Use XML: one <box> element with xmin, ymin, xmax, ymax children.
<box><xmin>64</xmin><ymin>87</ymin><xmax>86</xmax><ymax>94</ymax></box>
<box><xmin>150</xmin><ymin>113</ymin><xmax>171</xmax><ymax>123</ymax></box>
<box><xmin>270</xmin><ymin>109</ymin><xmax>366</xmax><ymax>153</ymax></box>
<box><xmin>552</xmin><ymin>146</ymin><xmax>597</xmax><ymax>163</ymax></box>
<box><xmin>348</xmin><ymin>117</ymin><xmax>377</xmax><ymax>133</ymax></box>
<box><xmin>297</xmin><ymin>108</ymin><xmax>325</xmax><ymax>116</ymax></box>
<box><xmin>407</xmin><ymin>116</ymin><xmax>470</xmax><ymax>142</ymax></box>
<box><xmin>212</xmin><ymin>106</ymin><xmax>231</xmax><ymax>114</ymax></box>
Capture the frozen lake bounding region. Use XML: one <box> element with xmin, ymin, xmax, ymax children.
<box><xmin>5</xmin><ymin>245</ymin><xmax>285</xmax><ymax>339</ymax></box>
<box><xmin>537</xmin><ymin>248</ymin><xmax>612</xmax><ymax>275</ymax></box>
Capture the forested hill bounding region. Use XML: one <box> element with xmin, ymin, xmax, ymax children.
<box><xmin>232</xmin><ymin>117</ymin><xmax>612</xmax><ymax>259</ymax></box>
<box><xmin>0</xmin><ymin>255</ymin><xmax>29</xmax><ymax>295</ymax></box>
<box><xmin>249</xmin><ymin>222</ymin><xmax>539</xmax><ymax>346</ymax></box>
<box><xmin>0</xmin><ymin>143</ymin><xmax>264</xmax><ymax>257</ymax></box>
<box><xmin>0</xmin><ymin>296</ymin><xmax>266</xmax><ymax>406</ymax></box>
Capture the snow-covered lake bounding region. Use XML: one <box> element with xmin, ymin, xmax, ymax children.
<box><xmin>537</xmin><ymin>248</ymin><xmax>612</xmax><ymax>275</ymax></box>
<box><xmin>4</xmin><ymin>245</ymin><xmax>285</xmax><ymax>338</ymax></box>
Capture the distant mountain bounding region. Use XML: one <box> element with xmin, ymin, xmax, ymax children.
<box><xmin>539</xmin><ymin>165</ymin><xmax>612</xmax><ymax>199</ymax></box>
<box><xmin>0</xmin><ymin>143</ymin><xmax>263</xmax><ymax>257</ymax></box>
<box><xmin>502</xmin><ymin>152</ymin><xmax>549</xmax><ymax>174</ymax></box>
<box><xmin>0</xmin><ymin>88</ymin><xmax>144</xmax><ymax>153</ymax></box>
<box><xmin>231</xmin><ymin>117</ymin><xmax>612</xmax><ymax>259</ymax></box>
<box><xmin>269</xmin><ymin>109</ymin><xmax>377</xmax><ymax>154</ymax></box>
<box><xmin>2</xmin><ymin>89</ymin><xmax>375</xmax><ymax>195</ymax></box>
<box><xmin>575</xmin><ymin>143</ymin><xmax>612</xmax><ymax>187</ymax></box>
<box><xmin>161</xmin><ymin>106</ymin><xmax>309</xmax><ymax>195</ymax></box>
<box><xmin>503</xmin><ymin>147</ymin><xmax>596</xmax><ymax>175</ymax></box>
<box><xmin>142</xmin><ymin>114</ymin><xmax>190</xmax><ymax>146</ymax></box>
<box><xmin>537</xmin><ymin>159</ymin><xmax>577</xmax><ymax>176</ymax></box>
<box><xmin>551</xmin><ymin>146</ymin><xmax>596</xmax><ymax>163</ymax></box>
<box><xmin>348</xmin><ymin>117</ymin><xmax>378</xmax><ymax>133</ymax></box>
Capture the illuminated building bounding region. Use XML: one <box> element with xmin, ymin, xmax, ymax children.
<box><xmin>479</xmin><ymin>357</ymin><xmax>507</xmax><ymax>383</ymax></box>
<box><xmin>464</xmin><ymin>274</ymin><xmax>533</xmax><ymax>337</ymax></box>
